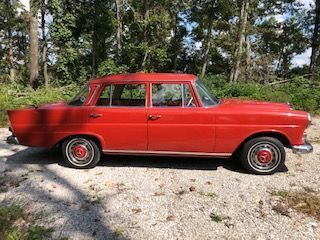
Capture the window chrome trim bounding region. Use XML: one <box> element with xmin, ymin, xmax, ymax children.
<box><xmin>88</xmin><ymin>85</ymin><xmax>100</xmax><ymax>105</ymax></box>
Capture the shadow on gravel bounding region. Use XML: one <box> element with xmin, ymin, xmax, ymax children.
<box><xmin>3</xmin><ymin>146</ymin><xmax>281</xmax><ymax>174</ymax></box>
<box><xmin>4</xmin><ymin>148</ymin><xmax>129</xmax><ymax>239</ymax></box>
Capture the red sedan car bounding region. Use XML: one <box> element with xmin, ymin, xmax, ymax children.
<box><xmin>7</xmin><ymin>73</ymin><xmax>313</xmax><ymax>174</ymax></box>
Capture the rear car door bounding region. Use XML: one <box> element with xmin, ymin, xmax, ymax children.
<box><xmin>88</xmin><ymin>82</ymin><xmax>148</xmax><ymax>150</ymax></box>
<box><xmin>147</xmin><ymin>82</ymin><xmax>215</xmax><ymax>153</ymax></box>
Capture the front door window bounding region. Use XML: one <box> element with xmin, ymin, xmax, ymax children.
<box><xmin>151</xmin><ymin>83</ymin><xmax>196</xmax><ymax>107</ymax></box>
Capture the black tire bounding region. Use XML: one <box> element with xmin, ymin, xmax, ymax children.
<box><xmin>240</xmin><ymin>137</ymin><xmax>285</xmax><ymax>175</ymax></box>
<box><xmin>62</xmin><ymin>137</ymin><xmax>101</xmax><ymax>169</ymax></box>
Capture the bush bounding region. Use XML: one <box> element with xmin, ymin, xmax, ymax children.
<box><xmin>0</xmin><ymin>84</ymin><xmax>79</xmax><ymax>127</ymax></box>
<box><xmin>202</xmin><ymin>75</ymin><xmax>320</xmax><ymax>114</ymax></box>
<box><xmin>0</xmin><ymin>75</ymin><xmax>319</xmax><ymax>127</ymax></box>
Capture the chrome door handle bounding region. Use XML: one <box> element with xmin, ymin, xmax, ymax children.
<box><xmin>89</xmin><ymin>113</ymin><xmax>103</xmax><ymax>118</ymax></box>
<box><xmin>148</xmin><ymin>115</ymin><xmax>161</xmax><ymax>120</ymax></box>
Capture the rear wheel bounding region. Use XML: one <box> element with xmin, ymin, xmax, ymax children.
<box><xmin>240</xmin><ymin>137</ymin><xmax>285</xmax><ymax>175</ymax></box>
<box><xmin>62</xmin><ymin>137</ymin><xmax>101</xmax><ymax>168</ymax></box>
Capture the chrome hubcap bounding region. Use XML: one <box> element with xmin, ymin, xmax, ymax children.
<box><xmin>247</xmin><ymin>142</ymin><xmax>281</xmax><ymax>172</ymax></box>
<box><xmin>66</xmin><ymin>138</ymin><xmax>94</xmax><ymax>167</ymax></box>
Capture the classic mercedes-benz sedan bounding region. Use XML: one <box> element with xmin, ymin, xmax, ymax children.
<box><xmin>7</xmin><ymin>73</ymin><xmax>313</xmax><ymax>174</ymax></box>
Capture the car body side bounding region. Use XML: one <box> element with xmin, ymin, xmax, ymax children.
<box><xmin>7</xmin><ymin>77</ymin><xmax>310</xmax><ymax>156</ymax></box>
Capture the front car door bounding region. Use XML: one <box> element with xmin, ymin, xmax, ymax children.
<box><xmin>147</xmin><ymin>81</ymin><xmax>215</xmax><ymax>153</ymax></box>
<box><xmin>88</xmin><ymin>82</ymin><xmax>148</xmax><ymax>151</ymax></box>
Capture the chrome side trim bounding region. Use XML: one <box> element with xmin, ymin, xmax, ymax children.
<box><xmin>103</xmin><ymin>149</ymin><xmax>232</xmax><ymax>158</ymax></box>
<box><xmin>292</xmin><ymin>142</ymin><xmax>313</xmax><ymax>154</ymax></box>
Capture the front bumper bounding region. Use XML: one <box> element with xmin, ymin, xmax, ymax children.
<box><xmin>292</xmin><ymin>142</ymin><xmax>313</xmax><ymax>154</ymax></box>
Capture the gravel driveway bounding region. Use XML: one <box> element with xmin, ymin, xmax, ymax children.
<box><xmin>0</xmin><ymin>118</ymin><xmax>319</xmax><ymax>240</ymax></box>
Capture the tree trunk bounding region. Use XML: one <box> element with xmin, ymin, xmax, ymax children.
<box><xmin>141</xmin><ymin>0</ymin><xmax>150</xmax><ymax>71</ymax></box>
<box><xmin>309</xmin><ymin>0</ymin><xmax>320</xmax><ymax>78</ymax></box>
<box><xmin>115</xmin><ymin>0</ymin><xmax>123</xmax><ymax>56</ymax></box>
<box><xmin>229</xmin><ymin>0</ymin><xmax>250</xmax><ymax>83</ymax></box>
<box><xmin>171</xmin><ymin>0</ymin><xmax>180</xmax><ymax>71</ymax></box>
<box><xmin>41</xmin><ymin>2</ymin><xmax>49</xmax><ymax>88</ymax></box>
<box><xmin>91</xmin><ymin>0</ymin><xmax>99</xmax><ymax>76</ymax></box>
<box><xmin>245</xmin><ymin>35</ymin><xmax>251</xmax><ymax>79</ymax></box>
<box><xmin>6</xmin><ymin>0</ymin><xmax>15</xmax><ymax>82</ymax></box>
<box><xmin>200</xmin><ymin>19</ymin><xmax>213</xmax><ymax>78</ymax></box>
<box><xmin>8</xmin><ymin>28</ymin><xmax>15</xmax><ymax>82</ymax></box>
<box><xmin>29</xmin><ymin>7</ymin><xmax>39</xmax><ymax>89</ymax></box>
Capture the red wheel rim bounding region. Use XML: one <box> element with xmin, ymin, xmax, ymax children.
<box><xmin>257</xmin><ymin>149</ymin><xmax>272</xmax><ymax>164</ymax></box>
<box><xmin>73</xmin><ymin>145</ymin><xmax>87</xmax><ymax>159</ymax></box>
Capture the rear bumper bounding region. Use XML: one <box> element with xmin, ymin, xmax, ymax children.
<box><xmin>292</xmin><ymin>142</ymin><xmax>313</xmax><ymax>154</ymax></box>
<box><xmin>7</xmin><ymin>135</ymin><xmax>19</xmax><ymax>145</ymax></box>
<box><xmin>7</xmin><ymin>127</ymin><xmax>19</xmax><ymax>145</ymax></box>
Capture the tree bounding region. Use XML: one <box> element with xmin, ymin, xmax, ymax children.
<box><xmin>29</xmin><ymin>0</ymin><xmax>39</xmax><ymax>88</ymax></box>
<box><xmin>309</xmin><ymin>0</ymin><xmax>320</xmax><ymax>78</ymax></box>
<box><xmin>229</xmin><ymin>0</ymin><xmax>250</xmax><ymax>82</ymax></box>
<box><xmin>40</xmin><ymin>0</ymin><xmax>49</xmax><ymax>87</ymax></box>
<box><xmin>189</xmin><ymin>0</ymin><xmax>234</xmax><ymax>77</ymax></box>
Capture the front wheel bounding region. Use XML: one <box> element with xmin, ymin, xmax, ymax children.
<box><xmin>62</xmin><ymin>137</ymin><xmax>101</xmax><ymax>168</ymax></box>
<box><xmin>240</xmin><ymin>137</ymin><xmax>285</xmax><ymax>175</ymax></box>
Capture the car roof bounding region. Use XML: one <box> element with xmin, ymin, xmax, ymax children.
<box><xmin>89</xmin><ymin>73</ymin><xmax>197</xmax><ymax>84</ymax></box>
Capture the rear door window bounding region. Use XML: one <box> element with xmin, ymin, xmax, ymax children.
<box><xmin>96</xmin><ymin>83</ymin><xmax>146</xmax><ymax>107</ymax></box>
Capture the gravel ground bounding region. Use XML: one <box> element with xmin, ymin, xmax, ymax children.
<box><xmin>0</xmin><ymin>118</ymin><xmax>319</xmax><ymax>240</ymax></box>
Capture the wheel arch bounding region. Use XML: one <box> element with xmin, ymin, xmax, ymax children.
<box><xmin>233</xmin><ymin>131</ymin><xmax>291</xmax><ymax>156</ymax></box>
<box><xmin>56</xmin><ymin>133</ymin><xmax>105</xmax><ymax>150</ymax></box>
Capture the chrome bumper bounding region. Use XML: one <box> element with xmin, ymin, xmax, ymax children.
<box><xmin>292</xmin><ymin>142</ymin><xmax>313</xmax><ymax>154</ymax></box>
<box><xmin>7</xmin><ymin>127</ymin><xmax>19</xmax><ymax>145</ymax></box>
<box><xmin>7</xmin><ymin>135</ymin><xmax>19</xmax><ymax>144</ymax></box>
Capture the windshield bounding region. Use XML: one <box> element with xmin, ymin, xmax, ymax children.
<box><xmin>69</xmin><ymin>84</ymin><xmax>90</xmax><ymax>106</ymax></box>
<box><xmin>195</xmin><ymin>80</ymin><xmax>219</xmax><ymax>106</ymax></box>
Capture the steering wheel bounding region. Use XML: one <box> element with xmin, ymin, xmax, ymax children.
<box><xmin>187</xmin><ymin>97</ymin><xmax>194</xmax><ymax>107</ymax></box>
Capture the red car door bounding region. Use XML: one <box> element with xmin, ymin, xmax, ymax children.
<box><xmin>147</xmin><ymin>82</ymin><xmax>215</xmax><ymax>153</ymax></box>
<box><xmin>88</xmin><ymin>82</ymin><xmax>148</xmax><ymax>151</ymax></box>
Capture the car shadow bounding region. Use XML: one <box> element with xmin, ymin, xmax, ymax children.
<box><xmin>5</xmin><ymin>147</ymin><xmax>249</xmax><ymax>173</ymax></box>
<box><xmin>5</xmin><ymin>147</ymin><xmax>288</xmax><ymax>174</ymax></box>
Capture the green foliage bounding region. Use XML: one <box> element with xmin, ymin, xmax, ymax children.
<box><xmin>0</xmin><ymin>83</ymin><xmax>78</xmax><ymax>126</ymax></box>
<box><xmin>97</xmin><ymin>59</ymin><xmax>128</xmax><ymax>76</ymax></box>
<box><xmin>202</xmin><ymin>75</ymin><xmax>320</xmax><ymax>113</ymax></box>
<box><xmin>0</xmin><ymin>204</ymin><xmax>54</xmax><ymax>240</ymax></box>
<box><xmin>1</xmin><ymin>74</ymin><xmax>319</xmax><ymax>127</ymax></box>
<box><xmin>0</xmin><ymin>205</ymin><xmax>23</xmax><ymax>232</ymax></box>
<box><xmin>26</xmin><ymin>226</ymin><xmax>53</xmax><ymax>240</ymax></box>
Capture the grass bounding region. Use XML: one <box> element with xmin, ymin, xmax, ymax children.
<box><xmin>200</xmin><ymin>192</ymin><xmax>218</xmax><ymax>198</ymax></box>
<box><xmin>114</xmin><ymin>227</ymin><xmax>124</xmax><ymax>237</ymax></box>
<box><xmin>270</xmin><ymin>190</ymin><xmax>289</xmax><ymax>198</ymax></box>
<box><xmin>271</xmin><ymin>189</ymin><xmax>320</xmax><ymax>220</ymax></box>
<box><xmin>0</xmin><ymin>204</ymin><xmax>64</xmax><ymax>240</ymax></box>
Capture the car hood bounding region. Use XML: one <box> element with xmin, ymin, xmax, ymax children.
<box><xmin>219</xmin><ymin>98</ymin><xmax>291</xmax><ymax>111</ymax></box>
